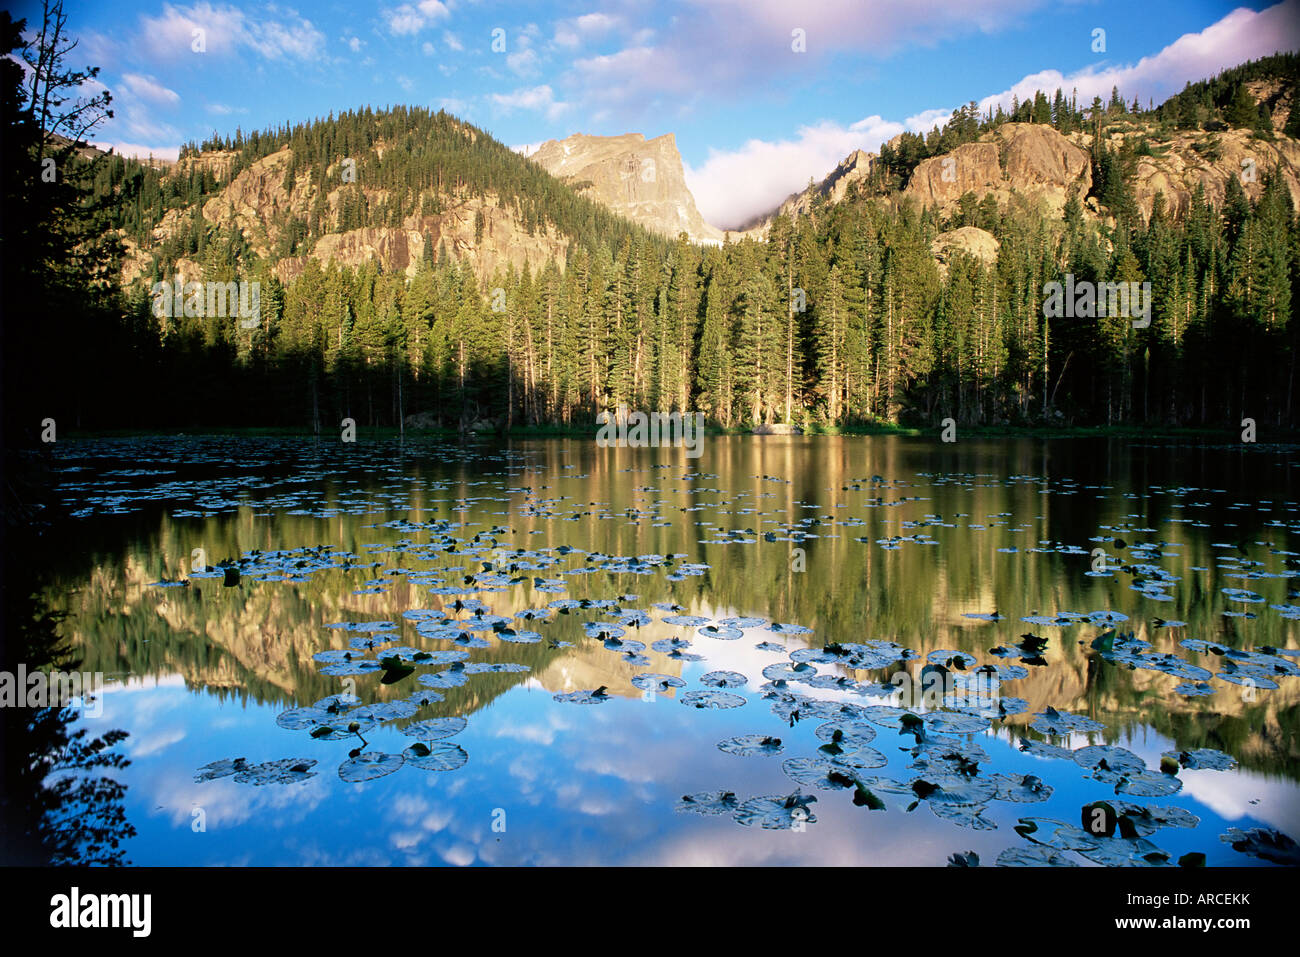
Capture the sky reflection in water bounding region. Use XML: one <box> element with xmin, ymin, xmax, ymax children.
<box><xmin>45</xmin><ymin>434</ymin><xmax>1300</xmax><ymax>866</ymax></box>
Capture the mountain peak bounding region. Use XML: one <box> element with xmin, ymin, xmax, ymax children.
<box><xmin>530</xmin><ymin>132</ymin><xmax>722</xmax><ymax>244</ymax></box>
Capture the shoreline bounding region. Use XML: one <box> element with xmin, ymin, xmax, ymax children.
<box><xmin>51</xmin><ymin>423</ymin><xmax>1279</xmax><ymax>441</ymax></box>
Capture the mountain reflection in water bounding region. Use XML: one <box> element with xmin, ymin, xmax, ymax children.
<box><xmin>34</xmin><ymin>434</ymin><xmax>1300</xmax><ymax>866</ymax></box>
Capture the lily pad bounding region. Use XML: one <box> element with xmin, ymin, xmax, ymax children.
<box><xmin>931</xmin><ymin>802</ymin><xmax>998</xmax><ymax>830</ymax></box>
<box><xmin>400</xmin><ymin>716</ymin><xmax>467</xmax><ymax>741</ymax></box>
<box><xmin>717</xmin><ymin>734</ymin><xmax>784</xmax><ymax>757</ymax></box>
<box><xmin>1014</xmin><ymin>817</ymin><xmax>1101</xmax><ymax>851</ymax></box>
<box><xmin>553</xmin><ymin>687</ymin><xmax>612</xmax><ymax>705</ymax></box>
<box><xmin>698</xmin><ymin>625</ymin><xmax>743</xmax><ymax>641</ymax></box>
<box><xmin>814</xmin><ymin>719</ymin><xmax>877</xmax><ymax>748</ymax></box>
<box><xmin>990</xmin><ymin>773</ymin><xmax>1053</xmax><ymax>803</ymax></box>
<box><xmin>1073</xmin><ymin>744</ymin><xmax>1147</xmax><ymax>783</ymax></box>
<box><xmin>338</xmin><ymin>751</ymin><xmax>405</xmax><ymax>783</ymax></box>
<box><xmin>402</xmin><ymin>743</ymin><xmax>468</xmax><ymax>771</ymax></box>
<box><xmin>1219</xmin><ymin>827</ymin><xmax>1300</xmax><ymax>865</ymax></box>
<box><xmin>1115</xmin><ymin>770</ymin><xmax>1183</xmax><ymax>798</ymax></box>
<box><xmin>1111</xmin><ymin>802</ymin><xmax>1200</xmax><ymax>834</ymax></box>
<box><xmin>631</xmin><ymin>673</ymin><xmax>687</xmax><ymax>693</ymax></box>
<box><xmin>276</xmin><ymin>707</ymin><xmax>331</xmax><ymax>730</ymax></box>
<box><xmin>680</xmin><ymin>689</ymin><xmax>746</xmax><ymax>710</ymax></box>
<box><xmin>676</xmin><ymin>790</ymin><xmax>741</xmax><ymax>816</ymax></box>
<box><xmin>996</xmin><ymin>845</ymin><xmax>1079</xmax><ymax>866</ymax></box>
<box><xmin>925</xmin><ymin>710</ymin><xmax>991</xmax><ymax>735</ymax></box>
<box><xmin>320</xmin><ymin>659</ymin><xmax>384</xmax><ymax>677</ymax></box>
<box><xmin>927</xmin><ymin>649</ymin><xmax>978</xmax><ymax>668</ymax></box>
<box><xmin>700</xmin><ymin>670</ymin><xmax>747</xmax><ymax>689</ymax></box>
<box><xmin>419</xmin><ymin>669</ymin><xmax>470</xmax><ymax>689</ymax></box>
<box><xmin>720</xmin><ymin>616</ymin><xmax>767</xmax><ymax>629</ymax></box>
<box><xmin>734</xmin><ymin>791</ymin><xmax>818</xmax><ymax>829</ymax></box>
<box><xmin>1030</xmin><ymin>707</ymin><xmax>1106</xmax><ymax>736</ymax></box>
<box><xmin>662</xmin><ymin>615</ymin><xmax>709</xmax><ymax>627</ymax></box>
<box><xmin>1162</xmin><ymin>747</ymin><xmax>1237</xmax><ymax>771</ymax></box>
<box><xmin>1076</xmin><ymin>834</ymin><xmax>1171</xmax><ymax>867</ymax></box>
<box><xmin>860</xmin><ymin>705</ymin><xmax>919</xmax><ymax>729</ymax></box>
<box><xmin>1018</xmin><ymin>738</ymin><xmax>1073</xmax><ymax>761</ymax></box>
<box><xmin>195</xmin><ymin>757</ymin><xmax>248</xmax><ymax>782</ymax></box>
<box><xmin>350</xmin><ymin>701</ymin><xmax>419</xmax><ymax>722</ymax></box>
<box><xmin>233</xmin><ymin>758</ymin><xmax>318</xmax><ymax>786</ymax></box>
<box><xmin>909</xmin><ymin>774</ymin><xmax>997</xmax><ymax>807</ymax></box>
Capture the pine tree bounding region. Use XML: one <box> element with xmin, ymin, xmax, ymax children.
<box><xmin>1225</xmin><ymin>83</ymin><xmax>1259</xmax><ymax>128</ymax></box>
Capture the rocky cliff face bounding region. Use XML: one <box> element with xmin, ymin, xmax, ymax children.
<box><xmin>904</xmin><ymin>122</ymin><xmax>1092</xmax><ymax>216</ymax></box>
<box><xmin>1082</xmin><ymin>126</ymin><xmax>1300</xmax><ymax>221</ymax></box>
<box><xmin>121</xmin><ymin>146</ymin><xmax>569</xmax><ymax>287</ymax></box>
<box><xmin>529</xmin><ymin>133</ymin><xmax>724</xmax><ymax>244</ymax></box>
<box><xmin>117</xmin><ymin>87</ymin><xmax>1300</xmax><ymax>291</ymax></box>
<box><xmin>754</xmin><ymin>115</ymin><xmax>1300</xmax><ymax>234</ymax></box>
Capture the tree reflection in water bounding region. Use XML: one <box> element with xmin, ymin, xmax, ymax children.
<box><xmin>1</xmin><ymin>446</ymin><xmax>136</xmax><ymax>865</ymax></box>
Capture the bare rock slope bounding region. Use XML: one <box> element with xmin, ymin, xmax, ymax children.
<box><xmin>529</xmin><ymin>133</ymin><xmax>724</xmax><ymax>244</ymax></box>
<box><xmin>122</xmin><ymin>146</ymin><xmax>569</xmax><ymax>287</ymax></box>
<box><xmin>904</xmin><ymin>123</ymin><xmax>1092</xmax><ymax>216</ymax></box>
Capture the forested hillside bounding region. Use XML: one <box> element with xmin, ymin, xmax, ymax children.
<box><xmin>8</xmin><ymin>38</ymin><xmax>1300</xmax><ymax>435</ymax></box>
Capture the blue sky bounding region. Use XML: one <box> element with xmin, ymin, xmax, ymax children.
<box><xmin>14</xmin><ymin>0</ymin><xmax>1300</xmax><ymax>226</ymax></box>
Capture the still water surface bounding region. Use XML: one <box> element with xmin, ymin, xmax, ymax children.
<box><xmin>42</xmin><ymin>434</ymin><xmax>1300</xmax><ymax>865</ymax></box>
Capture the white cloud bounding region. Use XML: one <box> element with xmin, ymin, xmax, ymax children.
<box><xmin>139</xmin><ymin>2</ymin><xmax>242</xmax><ymax>57</ymax></box>
<box><xmin>384</xmin><ymin>0</ymin><xmax>450</xmax><ymax>37</ymax></box>
<box><xmin>386</xmin><ymin>7</ymin><xmax>424</xmax><ymax>36</ymax></box>
<box><xmin>560</xmin><ymin>0</ymin><xmax>1045</xmax><ymax>111</ymax></box>
<box><xmin>140</xmin><ymin>2</ymin><xmax>324</xmax><ymax>61</ymax></box>
<box><xmin>575</xmin><ymin>13</ymin><xmax>619</xmax><ymax>33</ymax></box>
<box><xmin>507</xmin><ymin>47</ymin><xmax>541</xmax><ymax>77</ymax></box>
<box><xmin>491</xmin><ymin>84</ymin><xmax>569</xmax><ymax>120</ymax></box>
<box><xmin>422</xmin><ymin>41</ymin><xmax>436</xmax><ymax>56</ymax></box>
<box><xmin>102</xmin><ymin>141</ymin><xmax>182</xmax><ymax>162</ymax></box>
<box><xmin>685</xmin><ymin>112</ymin><xmax>949</xmax><ymax>228</ymax></box>
<box><xmin>685</xmin><ymin>0</ymin><xmax>1300</xmax><ymax>230</ymax></box>
<box><xmin>90</xmin><ymin>71</ymin><xmax>182</xmax><ymax>149</ymax></box>
<box><xmin>120</xmin><ymin>73</ymin><xmax>180</xmax><ymax>106</ymax></box>
<box><xmin>977</xmin><ymin>0</ymin><xmax>1300</xmax><ymax>116</ymax></box>
<box><xmin>906</xmin><ymin>108</ymin><xmax>953</xmax><ymax>135</ymax></box>
<box><xmin>443</xmin><ymin>30</ymin><xmax>464</xmax><ymax>52</ymax></box>
<box><xmin>249</xmin><ymin>15</ymin><xmax>325</xmax><ymax>59</ymax></box>
<box><xmin>346</xmin><ymin>35</ymin><xmax>363</xmax><ymax>53</ymax></box>
<box><xmin>554</xmin><ymin>12</ymin><xmax>621</xmax><ymax>48</ymax></box>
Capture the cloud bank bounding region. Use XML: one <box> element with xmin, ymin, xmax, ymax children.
<box><xmin>686</xmin><ymin>0</ymin><xmax>1300</xmax><ymax>229</ymax></box>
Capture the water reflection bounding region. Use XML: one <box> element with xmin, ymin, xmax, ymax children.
<box><xmin>34</xmin><ymin>434</ymin><xmax>1300</xmax><ymax>865</ymax></box>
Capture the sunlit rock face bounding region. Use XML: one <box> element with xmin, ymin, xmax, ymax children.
<box><xmin>904</xmin><ymin>123</ymin><xmax>1092</xmax><ymax>217</ymax></box>
<box><xmin>120</xmin><ymin>145</ymin><xmax>571</xmax><ymax>287</ymax></box>
<box><xmin>931</xmin><ymin>226</ymin><xmax>1000</xmax><ymax>279</ymax></box>
<box><xmin>529</xmin><ymin>133</ymin><xmax>725</xmax><ymax>245</ymax></box>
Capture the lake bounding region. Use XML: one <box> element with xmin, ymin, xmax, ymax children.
<box><xmin>37</xmin><ymin>433</ymin><xmax>1300</xmax><ymax>866</ymax></box>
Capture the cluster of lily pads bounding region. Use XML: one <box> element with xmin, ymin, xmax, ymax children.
<box><xmin>195</xmin><ymin>574</ymin><xmax>1291</xmax><ymax>865</ymax></box>
<box><xmin>198</xmin><ymin>693</ymin><xmax>470</xmax><ymax>784</ymax></box>
<box><xmin>67</xmin><ymin>439</ymin><xmax>1295</xmax><ymax>865</ymax></box>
